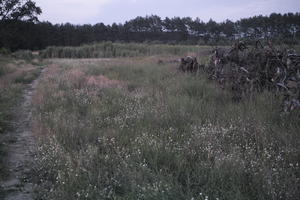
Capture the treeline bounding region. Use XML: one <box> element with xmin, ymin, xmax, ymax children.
<box><xmin>1</xmin><ymin>13</ymin><xmax>300</xmax><ymax>51</ymax></box>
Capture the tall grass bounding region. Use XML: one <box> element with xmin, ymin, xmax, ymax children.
<box><xmin>39</xmin><ymin>42</ymin><xmax>300</xmax><ymax>59</ymax></box>
<box><xmin>40</xmin><ymin>42</ymin><xmax>211</xmax><ymax>59</ymax></box>
<box><xmin>32</xmin><ymin>57</ymin><xmax>299</xmax><ymax>200</ymax></box>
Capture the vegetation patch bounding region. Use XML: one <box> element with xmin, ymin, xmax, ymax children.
<box><xmin>33</xmin><ymin>54</ymin><xmax>299</xmax><ymax>200</ymax></box>
<box><xmin>0</xmin><ymin>56</ymin><xmax>44</xmax><ymax>178</ymax></box>
<box><xmin>40</xmin><ymin>42</ymin><xmax>211</xmax><ymax>59</ymax></box>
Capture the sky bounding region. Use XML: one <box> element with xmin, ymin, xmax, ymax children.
<box><xmin>34</xmin><ymin>0</ymin><xmax>300</xmax><ymax>25</ymax></box>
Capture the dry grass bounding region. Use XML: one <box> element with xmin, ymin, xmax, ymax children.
<box><xmin>31</xmin><ymin>53</ymin><xmax>300</xmax><ymax>200</ymax></box>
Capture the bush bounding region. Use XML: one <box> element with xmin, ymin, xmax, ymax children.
<box><xmin>0</xmin><ymin>48</ymin><xmax>11</xmax><ymax>55</ymax></box>
<box><xmin>13</xmin><ymin>50</ymin><xmax>34</xmax><ymax>60</ymax></box>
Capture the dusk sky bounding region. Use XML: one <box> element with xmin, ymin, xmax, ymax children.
<box><xmin>35</xmin><ymin>0</ymin><xmax>300</xmax><ymax>25</ymax></box>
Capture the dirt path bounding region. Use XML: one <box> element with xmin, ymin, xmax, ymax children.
<box><xmin>0</xmin><ymin>69</ymin><xmax>45</xmax><ymax>200</ymax></box>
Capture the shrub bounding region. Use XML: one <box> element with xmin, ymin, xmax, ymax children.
<box><xmin>0</xmin><ymin>48</ymin><xmax>11</xmax><ymax>55</ymax></box>
<box><xmin>13</xmin><ymin>50</ymin><xmax>34</xmax><ymax>60</ymax></box>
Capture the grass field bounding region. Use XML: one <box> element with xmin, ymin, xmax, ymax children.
<box><xmin>32</xmin><ymin>48</ymin><xmax>299</xmax><ymax>200</ymax></box>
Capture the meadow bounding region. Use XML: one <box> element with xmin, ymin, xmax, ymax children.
<box><xmin>31</xmin><ymin>44</ymin><xmax>299</xmax><ymax>200</ymax></box>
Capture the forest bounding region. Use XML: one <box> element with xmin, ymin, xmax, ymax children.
<box><xmin>1</xmin><ymin>9</ymin><xmax>300</xmax><ymax>51</ymax></box>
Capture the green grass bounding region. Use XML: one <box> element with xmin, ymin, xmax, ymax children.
<box><xmin>33</xmin><ymin>57</ymin><xmax>299</xmax><ymax>200</ymax></box>
<box><xmin>0</xmin><ymin>85</ymin><xmax>23</xmax><ymax>133</ymax></box>
<box><xmin>0</xmin><ymin>84</ymin><xmax>22</xmax><ymax>178</ymax></box>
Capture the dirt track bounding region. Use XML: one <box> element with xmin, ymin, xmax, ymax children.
<box><xmin>0</xmin><ymin>69</ymin><xmax>45</xmax><ymax>200</ymax></box>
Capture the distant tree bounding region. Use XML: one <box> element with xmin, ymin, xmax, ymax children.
<box><xmin>146</xmin><ymin>15</ymin><xmax>162</xmax><ymax>32</ymax></box>
<box><xmin>220</xmin><ymin>20</ymin><xmax>235</xmax><ymax>38</ymax></box>
<box><xmin>188</xmin><ymin>17</ymin><xmax>206</xmax><ymax>36</ymax></box>
<box><xmin>0</xmin><ymin>0</ymin><xmax>41</xmax><ymax>22</ymax></box>
<box><xmin>1</xmin><ymin>8</ymin><xmax>299</xmax><ymax>51</ymax></box>
<box><xmin>206</xmin><ymin>19</ymin><xmax>220</xmax><ymax>41</ymax></box>
<box><xmin>0</xmin><ymin>0</ymin><xmax>41</xmax><ymax>50</ymax></box>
